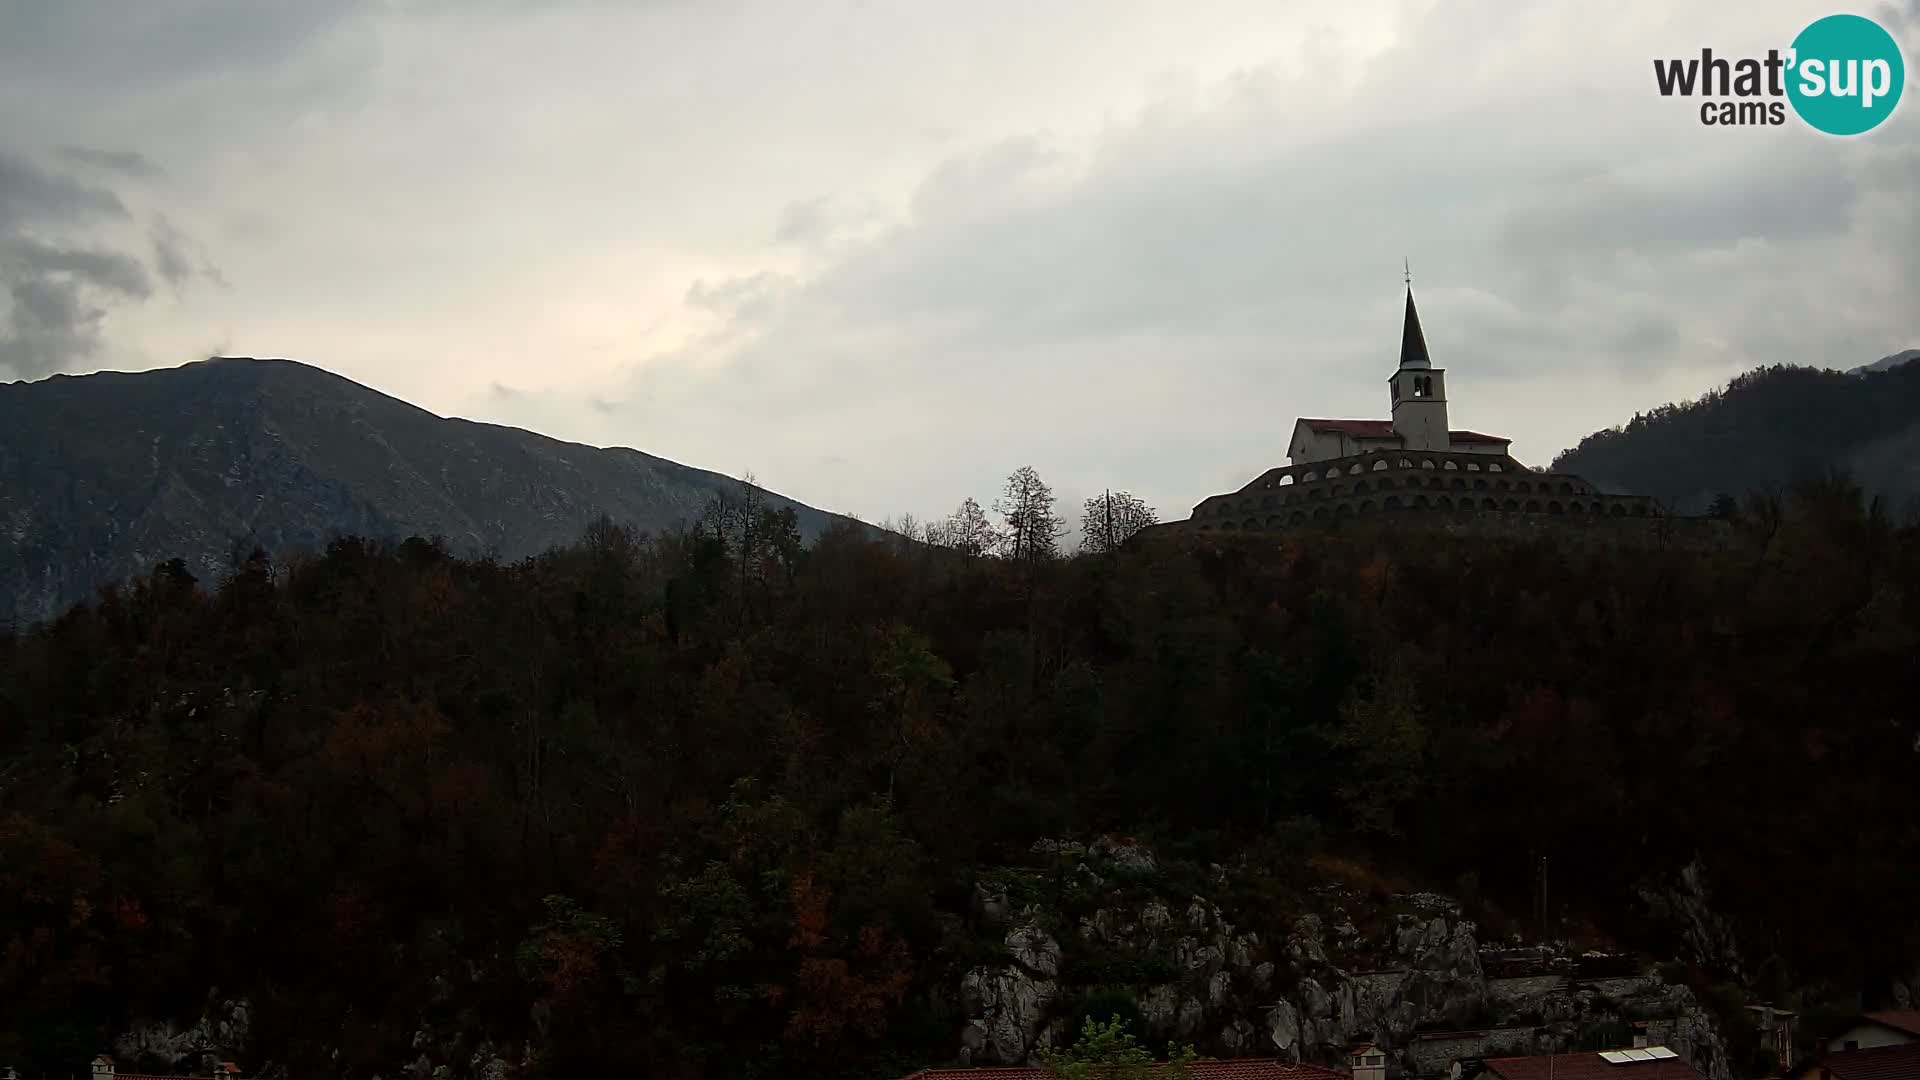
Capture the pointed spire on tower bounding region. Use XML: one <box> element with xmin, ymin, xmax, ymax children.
<box><xmin>1399</xmin><ymin>278</ymin><xmax>1431</xmax><ymax>370</ymax></box>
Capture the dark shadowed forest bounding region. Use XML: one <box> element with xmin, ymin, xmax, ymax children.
<box><xmin>2</xmin><ymin>469</ymin><xmax>1917</xmax><ymax>1080</ymax></box>
<box><xmin>1552</xmin><ymin>361</ymin><xmax>1920</xmax><ymax>514</ymax></box>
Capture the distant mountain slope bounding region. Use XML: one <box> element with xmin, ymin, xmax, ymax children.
<box><xmin>2</xmin><ymin>357</ymin><xmax>856</xmax><ymax>625</ymax></box>
<box><xmin>1849</xmin><ymin>348</ymin><xmax>1920</xmax><ymax>375</ymax></box>
<box><xmin>1552</xmin><ymin>359</ymin><xmax>1920</xmax><ymax>514</ymax></box>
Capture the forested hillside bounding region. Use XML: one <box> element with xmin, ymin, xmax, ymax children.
<box><xmin>1552</xmin><ymin>361</ymin><xmax>1920</xmax><ymax>514</ymax></box>
<box><xmin>2</xmin><ymin>473</ymin><xmax>1917</xmax><ymax>1080</ymax></box>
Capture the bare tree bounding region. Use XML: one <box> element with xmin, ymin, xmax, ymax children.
<box><xmin>921</xmin><ymin>515</ymin><xmax>953</xmax><ymax>549</ymax></box>
<box><xmin>1078</xmin><ymin>490</ymin><xmax>1158</xmax><ymax>555</ymax></box>
<box><xmin>697</xmin><ymin>473</ymin><xmax>777</xmax><ymax>617</ymax></box>
<box><xmin>994</xmin><ymin>465</ymin><xmax>1064</xmax><ymax>565</ymax></box>
<box><xmin>939</xmin><ymin>496</ymin><xmax>1001</xmax><ymax>557</ymax></box>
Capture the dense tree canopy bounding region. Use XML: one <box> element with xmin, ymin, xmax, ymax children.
<box><xmin>1</xmin><ymin>471</ymin><xmax>1916</xmax><ymax>1080</ymax></box>
<box><xmin>1552</xmin><ymin>361</ymin><xmax>1920</xmax><ymax>514</ymax></box>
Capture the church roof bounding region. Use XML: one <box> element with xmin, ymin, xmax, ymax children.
<box><xmin>1300</xmin><ymin>418</ymin><xmax>1397</xmax><ymax>438</ymax></box>
<box><xmin>898</xmin><ymin>1063</ymin><xmax>1346</xmax><ymax>1080</ymax></box>
<box><xmin>1400</xmin><ymin>287</ymin><xmax>1432</xmax><ymax>369</ymax></box>
<box><xmin>1297</xmin><ymin>418</ymin><xmax>1510</xmax><ymax>445</ymax></box>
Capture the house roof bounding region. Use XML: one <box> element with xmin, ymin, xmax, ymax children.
<box><xmin>1862</xmin><ymin>1010</ymin><xmax>1920</xmax><ymax>1038</ymax></box>
<box><xmin>1296</xmin><ymin>418</ymin><xmax>1511</xmax><ymax>445</ymax></box>
<box><xmin>898</xmin><ymin>1062</ymin><xmax>1347</xmax><ymax>1080</ymax></box>
<box><xmin>1481</xmin><ymin>1050</ymin><xmax>1703</xmax><ymax>1080</ymax></box>
<box><xmin>88</xmin><ymin>1059</ymin><xmax>240</xmax><ymax>1080</ymax></box>
<box><xmin>1808</xmin><ymin>1042</ymin><xmax>1920</xmax><ymax>1080</ymax></box>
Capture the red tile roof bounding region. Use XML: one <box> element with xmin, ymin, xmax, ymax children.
<box><xmin>1296</xmin><ymin>419</ymin><xmax>1509</xmax><ymax>445</ymax></box>
<box><xmin>100</xmin><ymin>1066</ymin><xmax>239</xmax><ymax>1080</ymax></box>
<box><xmin>1812</xmin><ymin>1042</ymin><xmax>1920</xmax><ymax>1080</ymax></box>
<box><xmin>1300</xmin><ymin>419</ymin><xmax>1398</xmax><ymax>438</ymax></box>
<box><xmin>1863</xmin><ymin>1010</ymin><xmax>1920</xmax><ymax>1038</ymax></box>
<box><xmin>899</xmin><ymin>1062</ymin><xmax>1346</xmax><ymax>1080</ymax></box>
<box><xmin>1482</xmin><ymin>1052</ymin><xmax>1703</xmax><ymax>1080</ymax></box>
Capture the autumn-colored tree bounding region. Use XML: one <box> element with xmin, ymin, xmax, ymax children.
<box><xmin>781</xmin><ymin>874</ymin><xmax>913</xmax><ymax>1053</ymax></box>
<box><xmin>0</xmin><ymin>488</ymin><xmax>1916</xmax><ymax>1078</ymax></box>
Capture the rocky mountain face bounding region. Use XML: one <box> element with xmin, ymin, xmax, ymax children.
<box><xmin>1</xmin><ymin>357</ymin><xmax>855</xmax><ymax>625</ymax></box>
<box><xmin>951</xmin><ymin>839</ymin><xmax>1735</xmax><ymax>1080</ymax></box>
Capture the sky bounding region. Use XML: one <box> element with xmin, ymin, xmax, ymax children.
<box><xmin>2</xmin><ymin>0</ymin><xmax>1918</xmax><ymax>529</ymax></box>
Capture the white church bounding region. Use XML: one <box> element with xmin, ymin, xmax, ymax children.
<box><xmin>1186</xmin><ymin>287</ymin><xmax>1666</xmax><ymax>530</ymax></box>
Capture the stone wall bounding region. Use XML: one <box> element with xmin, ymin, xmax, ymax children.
<box><xmin>1405</xmin><ymin>1029</ymin><xmax>1540</xmax><ymax>1077</ymax></box>
<box><xmin>1486</xmin><ymin>975</ymin><xmax>1570</xmax><ymax>1009</ymax></box>
<box><xmin>1177</xmin><ymin>447</ymin><xmax>1739</xmax><ymax>550</ymax></box>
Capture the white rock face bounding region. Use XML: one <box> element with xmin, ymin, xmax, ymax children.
<box><xmin>952</xmin><ymin>845</ymin><xmax>1736</xmax><ymax>1080</ymax></box>
<box><xmin>1009</xmin><ymin>925</ymin><xmax>1063</xmax><ymax>978</ymax></box>
<box><xmin>960</xmin><ymin>924</ymin><xmax>1063</xmax><ymax>1063</ymax></box>
<box><xmin>114</xmin><ymin>997</ymin><xmax>251</xmax><ymax>1072</ymax></box>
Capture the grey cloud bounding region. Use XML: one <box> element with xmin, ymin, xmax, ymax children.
<box><xmin>589</xmin><ymin>5</ymin><xmax>1919</xmax><ymax>524</ymax></box>
<box><xmin>0</xmin><ymin>148</ymin><xmax>126</xmax><ymax>225</ymax></box>
<box><xmin>0</xmin><ymin>146</ymin><xmax>212</xmax><ymax>379</ymax></box>
<box><xmin>686</xmin><ymin>272</ymin><xmax>791</xmax><ymax>324</ymax></box>
<box><xmin>0</xmin><ymin>2</ymin><xmax>360</xmax><ymax>89</ymax></box>
<box><xmin>152</xmin><ymin>215</ymin><xmax>225</xmax><ymax>291</ymax></box>
<box><xmin>58</xmin><ymin>146</ymin><xmax>164</xmax><ymax>179</ymax></box>
<box><xmin>774</xmin><ymin>194</ymin><xmax>884</xmax><ymax>249</ymax></box>
<box><xmin>1495</xmin><ymin>158</ymin><xmax>1858</xmax><ymax>263</ymax></box>
<box><xmin>8</xmin><ymin>238</ymin><xmax>151</xmax><ymax>298</ymax></box>
<box><xmin>1877</xmin><ymin>0</ymin><xmax>1919</xmax><ymax>32</ymax></box>
<box><xmin>0</xmin><ymin>272</ymin><xmax>137</xmax><ymax>379</ymax></box>
<box><xmin>152</xmin><ymin>220</ymin><xmax>193</xmax><ymax>289</ymax></box>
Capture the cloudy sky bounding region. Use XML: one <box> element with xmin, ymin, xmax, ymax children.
<box><xmin>2</xmin><ymin>0</ymin><xmax>1917</xmax><ymax>527</ymax></box>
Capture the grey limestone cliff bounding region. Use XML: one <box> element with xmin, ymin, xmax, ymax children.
<box><xmin>954</xmin><ymin>843</ymin><xmax>1731</xmax><ymax>1080</ymax></box>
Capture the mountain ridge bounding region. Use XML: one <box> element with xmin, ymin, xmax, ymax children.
<box><xmin>1847</xmin><ymin>347</ymin><xmax>1920</xmax><ymax>375</ymax></box>
<box><xmin>1550</xmin><ymin>358</ymin><xmax>1920</xmax><ymax>514</ymax></box>
<box><xmin>1</xmin><ymin>356</ymin><xmax>861</xmax><ymax>626</ymax></box>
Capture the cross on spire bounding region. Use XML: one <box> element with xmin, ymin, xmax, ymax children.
<box><xmin>1404</xmin><ymin>257</ymin><xmax>1411</xmax><ymax>286</ymax></box>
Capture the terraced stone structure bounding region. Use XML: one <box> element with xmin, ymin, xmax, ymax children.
<box><xmin>1190</xmin><ymin>449</ymin><xmax>1665</xmax><ymax>530</ymax></box>
<box><xmin>1184</xmin><ymin>287</ymin><xmax>1671</xmax><ymax>534</ymax></box>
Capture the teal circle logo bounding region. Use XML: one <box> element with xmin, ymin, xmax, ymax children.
<box><xmin>1786</xmin><ymin>14</ymin><xmax>1905</xmax><ymax>135</ymax></box>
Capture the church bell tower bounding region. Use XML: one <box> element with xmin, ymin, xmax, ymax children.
<box><xmin>1389</xmin><ymin>283</ymin><xmax>1450</xmax><ymax>452</ymax></box>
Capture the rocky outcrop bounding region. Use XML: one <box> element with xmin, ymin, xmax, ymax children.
<box><xmin>1636</xmin><ymin>860</ymin><xmax>1743</xmax><ymax>979</ymax></box>
<box><xmin>114</xmin><ymin>995</ymin><xmax>251</xmax><ymax>1072</ymax></box>
<box><xmin>961</xmin><ymin>925</ymin><xmax>1064</xmax><ymax>1064</ymax></box>
<box><xmin>1266</xmin><ymin>909</ymin><xmax>1487</xmax><ymax>1063</ymax></box>
<box><xmin>951</xmin><ymin>843</ymin><xmax>1735</xmax><ymax>1080</ymax></box>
